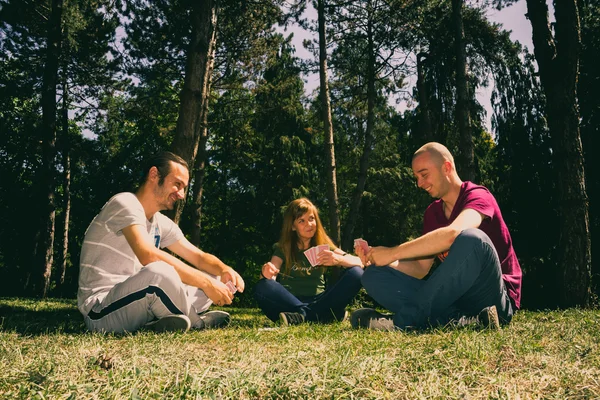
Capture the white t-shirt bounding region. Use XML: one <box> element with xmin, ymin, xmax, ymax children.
<box><xmin>77</xmin><ymin>192</ymin><xmax>184</xmax><ymax>315</ymax></box>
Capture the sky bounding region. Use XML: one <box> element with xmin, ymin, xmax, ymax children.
<box><xmin>279</xmin><ymin>0</ymin><xmax>536</xmax><ymax>132</ymax></box>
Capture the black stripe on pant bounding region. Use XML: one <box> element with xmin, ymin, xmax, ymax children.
<box><xmin>87</xmin><ymin>285</ymin><xmax>184</xmax><ymax>320</ymax></box>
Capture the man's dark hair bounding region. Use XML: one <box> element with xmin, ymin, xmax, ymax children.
<box><xmin>140</xmin><ymin>151</ymin><xmax>189</xmax><ymax>186</ymax></box>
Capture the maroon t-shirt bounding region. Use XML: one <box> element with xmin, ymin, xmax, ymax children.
<box><xmin>422</xmin><ymin>181</ymin><xmax>522</xmax><ymax>309</ymax></box>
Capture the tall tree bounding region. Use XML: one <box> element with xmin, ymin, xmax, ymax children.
<box><xmin>30</xmin><ymin>0</ymin><xmax>63</xmax><ymax>297</ymax></box>
<box><xmin>403</xmin><ymin>1</ymin><xmax>487</xmax><ymax>159</ymax></box>
<box><xmin>525</xmin><ymin>0</ymin><xmax>591</xmax><ymax>306</ymax></box>
<box><xmin>579</xmin><ymin>0</ymin><xmax>600</xmax><ymax>295</ymax></box>
<box><xmin>328</xmin><ymin>0</ymin><xmax>408</xmax><ymax>250</ymax></box>
<box><xmin>415</xmin><ymin>51</ymin><xmax>435</xmax><ymax>141</ymax></box>
<box><xmin>452</xmin><ymin>0</ymin><xmax>475</xmax><ymax>181</ymax></box>
<box><xmin>55</xmin><ymin>71</ymin><xmax>71</xmax><ymax>291</ymax></box>
<box><xmin>491</xmin><ymin>43</ymin><xmax>557</xmax><ymax>308</ymax></box>
<box><xmin>317</xmin><ymin>0</ymin><xmax>341</xmax><ymax>245</ymax></box>
<box><xmin>169</xmin><ymin>0</ymin><xmax>218</xmax><ymax>225</ymax></box>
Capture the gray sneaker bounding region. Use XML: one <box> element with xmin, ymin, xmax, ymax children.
<box><xmin>195</xmin><ymin>310</ymin><xmax>231</xmax><ymax>329</ymax></box>
<box><xmin>479</xmin><ymin>305</ymin><xmax>501</xmax><ymax>330</ymax></box>
<box><xmin>145</xmin><ymin>314</ymin><xmax>191</xmax><ymax>333</ymax></box>
<box><xmin>350</xmin><ymin>308</ymin><xmax>397</xmax><ymax>331</ymax></box>
<box><xmin>279</xmin><ymin>312</ymin><xmax>305</xmax><ymax>326</ymax></box>
<box><xmin>450</xmin><ymin>305</ymin><xmax>501</xmax><ymax>330</ymax></box>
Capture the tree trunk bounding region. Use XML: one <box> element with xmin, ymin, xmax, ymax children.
<box><xmin>168</xmin><ymin>0</ymin><xmax>217</xmax><ymax>224</ymax></box>
<box><xmin>31</xmin><ymin>0</ymin><xmax>63</xmax><ymax>298</ymax></box>
<box><xmin>451</xmin><ymin>0</ymin><xmax>475</xmax><ymax>182</ymax></box>
<box><xmin>56</xmin><ymin>77</ymin><xmax>71</xmax><ymax>290</ymax></box>
<box><xmin>342</xmin><ymin>9</ymin><xmax>376</xmax><ymax>251</ymax></box>
<box><xmin>190</xmin><ymin>37</ymin><xmax>216</xmax><ymax>247</ymax></box>
<box><xmin>317</xmin><ymin>0</ymin><xmax>341</xmax><ymax>246</ymax></box>
<box><xmin>416</xmin><ymin>52</ymin><xmax>434</xmax><ymax>143</ymax></box>
<box><xmin>526</xmin><ymin>0</ymin><xmax>591</xmax><ymax>306</ymax></box>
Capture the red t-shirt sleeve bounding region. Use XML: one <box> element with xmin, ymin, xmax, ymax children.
<box><xmin>460</xmin><ymin>187</ymin><xmax>495</xmax><ymax>221</ymax></box>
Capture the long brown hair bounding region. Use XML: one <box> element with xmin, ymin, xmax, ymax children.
<box><xmin>278</xmin><ymin>198</ymin><xmax>335</xmax><ymax>274</ymax></box>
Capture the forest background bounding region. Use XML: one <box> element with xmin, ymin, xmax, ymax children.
<box><xmin>0</xmin><ymin>0</ymin><xmax>597</xmax><ymax>311</ymax></box>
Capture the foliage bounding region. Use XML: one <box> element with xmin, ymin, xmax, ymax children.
<box><xmin>0</xmin><ymin>0</ymin><xmax>597</xmax><ymax>306</ymax></box>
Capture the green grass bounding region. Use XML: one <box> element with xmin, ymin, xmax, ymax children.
<box><xmin>1</xmin><ymin>298</ymin><xmax>599</xmax><ymax>399</ymax></box>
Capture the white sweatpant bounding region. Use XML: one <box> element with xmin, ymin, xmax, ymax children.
<box><xmin>84</xmin><ymin>261</ymin><xmax>214</xmax><ymax>333</ymax></box>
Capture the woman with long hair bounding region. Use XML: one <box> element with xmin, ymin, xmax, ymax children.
<box><xmin>254</xmin><ymin>198</ymin><xmax>364</xmax><ymax>325</ymax></box>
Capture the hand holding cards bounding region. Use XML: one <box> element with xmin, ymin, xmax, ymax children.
<box><xmin>354</xmin><ymin>238</ymin><xmax>369</xmax><ymax>254</ymax></box>
<box><xmin>303</xmin><ymin>244</ymin><xmax>329</xmax><ymax>267</ymax></box>
<box><xmin>262</xmin><ymin>261</ymin><xmax>280</xmax><ymax>280</ymax></box>
<box><xmin>225</xmin><ymin>281</ymin><xmax>237</xmax><ymax>294</ymax></box>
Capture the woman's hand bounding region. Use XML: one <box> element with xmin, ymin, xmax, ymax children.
<box><xmin>317</xmin><ymin>250</ymin><xmax>339</xmax><ymax>266</ymax></box>
<box><xmin>261</xmin><ymin>262</ymin><xmax>280</xmax><ymax>280</ymax></box>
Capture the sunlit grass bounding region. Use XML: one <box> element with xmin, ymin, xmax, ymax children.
<box><xmin>1</xmin><ymin>298</ymin><xmax>599</xmax><ymax>399</ymax></box>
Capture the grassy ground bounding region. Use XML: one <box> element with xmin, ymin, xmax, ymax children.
<box><xmin>1</xmin><ymin>298</ymin><xmax>599</xmax><ymax>399</ymax></box>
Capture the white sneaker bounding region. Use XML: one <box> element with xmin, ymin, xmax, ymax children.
<box><xmin>145</xmin><ymin>315</ymin><xmax>191</xmax><ymax>333</ymax></box>
<box><xmin>350</xmin><ymin>308</ymin><xmax>397</xmax><ymax>331</ymax></box>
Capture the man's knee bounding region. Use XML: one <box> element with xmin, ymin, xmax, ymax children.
<box><xmin>361</xmin><ymin>266</ymin><xmax>387</xmax><ymax>293</ymax></box>
<box><xmin>143</xmin><ymin>261</ymin><xmax>182</xmax><ymax>286</ymax></box>
<box><xmin>454</xmin><ymin>228</ymin><xmax>493</xmax><ymax>250</ymax></box>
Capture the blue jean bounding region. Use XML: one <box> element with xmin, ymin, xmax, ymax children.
<box><xmin>362</xmin><ymin>228</ymin><xmax>514</xmax><ymax>329</ymax></box>
<box><xmin>254</xmin><ymin>266</ymin><xmax>364</xmax><ymax>323</ymax></box>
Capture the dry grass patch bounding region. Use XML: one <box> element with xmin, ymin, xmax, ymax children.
<box><xmin>1</xmin><ymin>299</ymin><xmax>599</xmax><ymax>399</ymax></box>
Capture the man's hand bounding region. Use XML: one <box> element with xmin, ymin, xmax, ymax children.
<box><xmin>261</xmin><ymin>262</ymin><xmax>280</xmax><ymax>280</ymax></box>
<box><xmin>205</xmin><ymin>280</ymin><xmax>234</xmax><ymax>306</ymax></box>
<box><xmin>221</xmin><ymin>266</ymin><xmax>245</xmax><ymax>292</ymax></box>
<box><xmin>355</xmin><ymin>244</ymin><xmax>371</xmax><ymax>266</ymax></box>
<box><xmin>367</xmin><ymin>246</ymin><xmax>399</xmax><ymax>267</ymax></box>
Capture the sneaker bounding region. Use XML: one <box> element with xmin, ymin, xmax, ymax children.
<box><xmin>479</xmin><ymin>305</ymin><xmax>501</xmax><ymax>330</ymax></box>
<box><xmin>340</xmin><ymin>310</ymin><xmax>349</xmax><ymax>323</ymax></box>
<box><xmin>279</xmin><ymin>312</ymin><xmax>305</xmax><ymax>326</ymax></box>
<box><xmin>450</xmin><ymin>305</ymin><xmax>501</xmax><ymax>330</ymax></box>
<box><xmin>350</xmin><ymin>308</ymin><xmax>396</xmax><ymax>331</ymax></box>
<box><xmin>194</xmin><ymin>310</ymin><xmax>231</xmax><ymax>330</ymax></box>
<box><xmin>145</xmin><ymin>314</ymin><xmax>191</xmax><ymax>333</ymax></box>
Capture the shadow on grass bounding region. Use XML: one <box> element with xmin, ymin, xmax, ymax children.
<box><xmin>0</xmin><ymin>297</ymin><xmax>272</xmax><ymax>336</ymax></box>
<box><xmin>0</xmin><ymin>298</ymin><xmax>86</xmax><ymax>335</ymax></box>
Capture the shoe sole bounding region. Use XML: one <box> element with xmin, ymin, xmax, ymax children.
<box><xmin>278</xmin><ymin>312</ymin><xmax>305</xmax><ymax>326</ymax></box>
<box><xmin>146</xmin><ymin>315</ymin><xmax>191</xmax><ymax>333</ymax></box>
<box><xmin>486</xmin><ymin>305</ymin><xmax>501</xmax><ymax>330</ymax></box>
<box><xmin>341</xmin><ymin>310</ymin><xmax>349</xmax><ymax>323</ymax></box>
<box><xmin>350</xmin><ymin>308</ymin><xmax>396</xmax><ymax>330</ymax></box>
<box><xmin>279</xmin><ymin>312</ymin><xmax>290</xmax><ymax>326</ymax></box>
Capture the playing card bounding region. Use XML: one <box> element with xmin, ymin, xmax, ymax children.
<box><xmin>354</xmin><ymin>238</ymin><xmax>369</xmax><ymax>254</ymax></box>
<box><xmin>303</xmin><ymin>248</ymin><xmax>314</xmax><ymax>266</ymax></box>
<box><xmin>317</xmin><ymin>244</ymin><xmax>329</xmax><ymax>255</ymax></box>
<box><xmin>225</xmin><ymin>281</ymin><xmax>237</xmax><ymax>294</ymax></box>
<box><xmin>304</xmin><ymin>247</ymin><xmax>319</xmax><ymax>267</ymax></box>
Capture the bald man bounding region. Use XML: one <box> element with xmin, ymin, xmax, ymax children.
<box><xmin>351</xmin><ymin>142</ymin><xmax>521</xmax><ymax>331</ymax></box>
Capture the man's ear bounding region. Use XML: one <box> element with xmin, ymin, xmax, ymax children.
<box><xmin>442</xmin><ymin>160</ymin><xmax>452</xmax><ymax>175</ymax></box>
<box><xmin>148</xmin><ymin>166</ymin><xmax>160</xmax><ymax>182</ymax></box>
